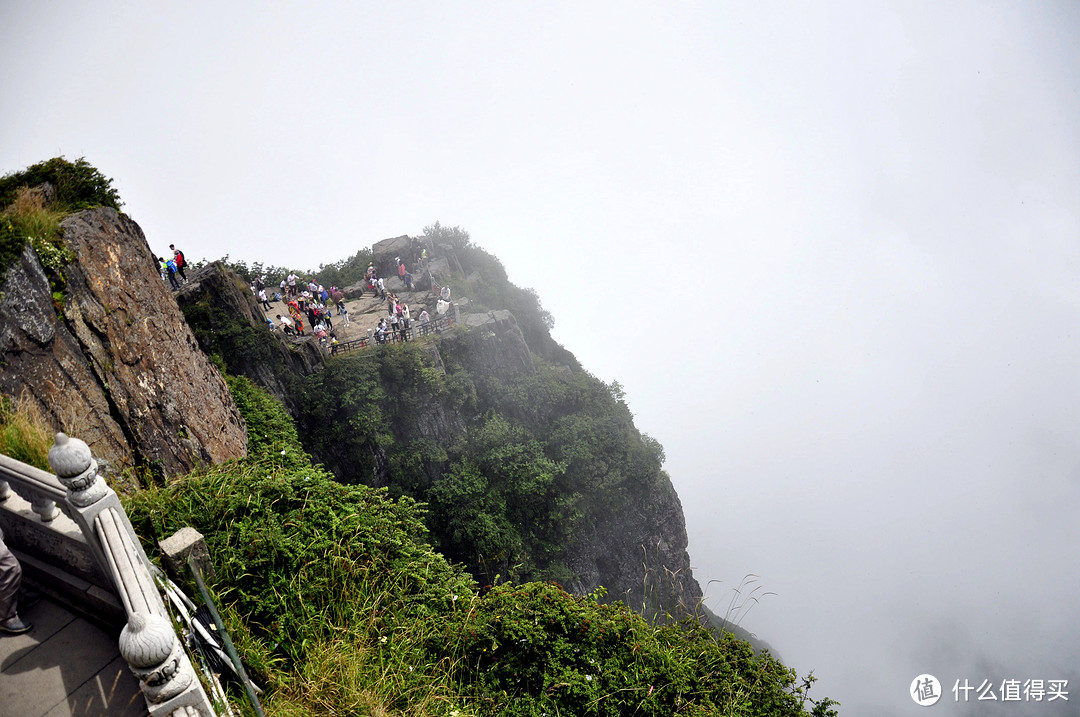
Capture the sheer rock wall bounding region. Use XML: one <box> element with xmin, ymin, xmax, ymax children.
<box><xmin>0</xmin><ymin>208</ymin><xmax>246</xmax><ymax>473</ymax></box>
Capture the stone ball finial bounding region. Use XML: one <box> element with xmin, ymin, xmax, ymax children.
<box><xmin>48</xmin><ymin>432</ymin><xmax>92</xmax><ymax>478</ymax></box>
<box><xmin>119</xmin><ymin>612</ymin><xmax>176</xmax><ymax>668</ymax></box>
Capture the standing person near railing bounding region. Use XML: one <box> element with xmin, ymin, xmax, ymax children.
<box><xmin>0</xmin><ymin>527</ymin><xmax>38</xmax><ymax>635</ymax></box>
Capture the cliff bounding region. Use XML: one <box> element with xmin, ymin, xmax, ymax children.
<box><xmin>0</xmin><ymin>207</ymin><xmax>246</xmax><ymax>475</ymax></box>
<box><xmin>197</xmin><ymin>236</ymin><xmax>703</xmax><ymax>615</ymax></box>
<box><xmin>175</xmin><ymin>261</ymin><xmax>325</xmax><ymax>415</ymax></box>
<box><xmin>0</xmin><ymin>182</ymin><xmax>702</xmax><ymax>617</ymax></box>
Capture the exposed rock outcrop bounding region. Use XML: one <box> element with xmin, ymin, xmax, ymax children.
<box><xmin>0</xmin><ymin>208</ymin><xmax>246</xmax><ymax>473</ymax></box>
<box><xmin>567</xmin><ymin>478</ymin><xmax>702</xmax><ymax>617</ymax></box>
<box><xmin>371</xmin><ymin>235</ymin><xmax>414</xmax><ymax>281</ymax></box>
<box><xmin>458</xmin><ymin>310</ymin><xmax>535</xmax><ymax>380</ymax></box>
<box><xmin>175</xmin><ymin>262</ymin><xmax>324</xmax><ymax>414</ymax></box>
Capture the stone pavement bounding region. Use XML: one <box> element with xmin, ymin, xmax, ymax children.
<box><xmin>0</xmin><ymin>597</ymin><xmax>144</xmax><ymax>717</ymax></box>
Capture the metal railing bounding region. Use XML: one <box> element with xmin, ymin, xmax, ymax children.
<box><xmin>329</xmin><ymin>313</ymin><xmax>457</xmax><ymax>356</ymax></box>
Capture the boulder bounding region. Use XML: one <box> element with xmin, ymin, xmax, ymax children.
<box><xmin>370</xmin><ymin>235</ymin><xmax>414</xmax><ymax>282</ymax></box>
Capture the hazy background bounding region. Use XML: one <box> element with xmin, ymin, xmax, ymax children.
<box><xmin>3</xmin><ymin>3</ymin><xmax>1078</xmax><ymax>714</ymax></box>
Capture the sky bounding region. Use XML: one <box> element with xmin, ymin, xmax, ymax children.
<box><xmin>3</xmin><ymin>2</ymin><xmax>1079</xmax><ymax>714</ymax></box>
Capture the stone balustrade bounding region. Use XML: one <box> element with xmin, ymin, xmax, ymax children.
<box><xmin>0</xmin><ymin>434</ymin><xmax>220</xmax><ymax>717</ymax></box>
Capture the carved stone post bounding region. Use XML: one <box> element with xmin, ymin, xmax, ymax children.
<box><xmin>49</xmin><ymin>432</ymin><xmax>110</xmax><ymax>508</ymax></box>
<box><xmin>47</xmin><ymin>432</ymin><xmax>118</xmax><ymax>578</ymax></box>
<box><xmin>118</xmin><ymin>612</ymin><xmax>195</xmax><ymax>703</ymax></box>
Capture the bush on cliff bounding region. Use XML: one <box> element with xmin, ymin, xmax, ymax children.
<box><xmin>0</xmin><ymin>157</ymin><xmax>121</xmax><ymax>212</ymax></box>
<box><xmin>0</xmin><ymin>157</ymin><xmax>120</xmax><ymax>280</ymax></box>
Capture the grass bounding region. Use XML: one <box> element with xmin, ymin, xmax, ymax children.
<box><xmin>0</xmin><ymin>156</ymin><xmax>117</xmax><ymax>280</ymax></box>
<box><xmin>0</xmin><ymin>390</ymin><xmax>54</xmax><ymax>471</ymax></box>
<box><xmin>0</xmin><ymin>186</ymin><xmax>75</xmax><ymax>282</ymax></box>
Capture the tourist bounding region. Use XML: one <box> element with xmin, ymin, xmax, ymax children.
<box><xmin>159</xmin><ymin>257</ymin><xmax>180</xmax><ymax>290</ymax></box>
<box><xmin>401</xmin><ymin>304</ymin><xmax>411</xmax><ymax>340</ymax></box>
<box><xmin>169</xmin><ymin>245</ymin><xmax>187</xmax><ymax>282</ymax></box>
<box><xmin>389</xmin><ymin>308</ymin><xmax>400</xmax><ymax>340</ymax></box>
<box><xmin>0</xmin><ymin>528</ymin><xmax>36</xmax><ymax>635</ymax></box>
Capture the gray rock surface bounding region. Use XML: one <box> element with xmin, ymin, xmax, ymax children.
<box><xmin>370</xmin><ymin>234</ymin><xmax>413</xmax><ymax>282</ymax></box>
<box><xmin>175</xmin><ymin>261</ymin><xmax>325</xmax><ymax>414</ymax></box>
<box><xmin>457</xmin><ymin>310</ymin><xmax>536</xmax><ymax>380</ymax></box>
<box><xmin>0</xmin><ymin>208</ymin><xmax>247</xmax><ymax>474</ymax></box>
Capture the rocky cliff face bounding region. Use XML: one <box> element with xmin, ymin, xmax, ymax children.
<box><xmin>460</xmin><ymin>310</ymin><xmax>536</xmax><ymax>381</ymax></box>
<box><xmin>437</xmin><ymin>313</ymin><xmax>703</xmax><ymax>615</ymax></box>
<box><xmin>0</xmin><ymin>208</ymin><xmax>246</xmax><ymax>473</ymax></box>
<box><xmin>566</xmin><ymin>477</ymin><xmax>701</xmax><ymax>616</ymax></box>
<box><xmin>175</xmin><ymin>262</ymin><xmax>325</xmax><ymax>415</ymax></box>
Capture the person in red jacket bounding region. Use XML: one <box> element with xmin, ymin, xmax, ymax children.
<box><xmin>169</xmin><ymin>244</ymin><xmax>187</xmax><ymax>282</ymax></box>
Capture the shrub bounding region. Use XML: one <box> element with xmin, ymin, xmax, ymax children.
<box><xmin>0</xmin><ymin>156</ymin><xmax>121</xmax><ymax>212</ymax></box>
<box><xmin>0</xmin><ymin>157</ymin><xmax>117</xmax><ymax>281</ymax></box>
<box><xmin>436</xmin><ymin>582</ymin><xmax>833</xmax><ymax>717</ymax></box>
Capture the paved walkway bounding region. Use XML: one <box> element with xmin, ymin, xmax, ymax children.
<box><xmin>0</xmin><ymin>597</ymin><xmax>144</xmax><ymax>717</ymax></box>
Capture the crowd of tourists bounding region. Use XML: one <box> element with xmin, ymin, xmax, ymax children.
<box><xmin>159</xmin><ymin>238</ymin><xmax>447</xmax><ymax>354</ymax></box>
<box><xmin>263</xmin><ymin>274</ymin><xmax>348</xmax><ymax>348</ymax></box>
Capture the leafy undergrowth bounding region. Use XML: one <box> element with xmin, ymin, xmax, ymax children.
<box><xmin>123</xmin><ymin>376</ymin><xmax>836</xmax><ymax>716</ymax></box>
<box><xmin>439</xmin><ymin>581</ymin><xmax>836</xmax><ymax>717</ymax></box>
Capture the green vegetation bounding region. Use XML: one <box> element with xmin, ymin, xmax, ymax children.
<box><xmin>311</xmin><ymin>246</ymin><xmax>375</xmax><ymax>289</ymax></box>
<box><xmin>0</xmin><ymin>156</ymin><xmax>120</xmax><ymax>282</ymax></box>
<box><xmin>210</xmin><ymin>246</ymin><xmax>375</xmax><ymax>291</ymax></box>
<box><xmin>294</xmin><ymin>335</ymin><xmax>669</xmax><ymax>596</ymax></box>
<box><xmin>0</xmin><ymin>391</ymin><xmax>53</xmax><ymax>471</ymax></box>
<box><xmin>0</xmin><ymin>157</ymin><xmax>121</xmax><ymax>211</ymax></box>
<box><xmin>121</xmin><ymin>376</ymin><xmax>835</xmax><ymax>716</ymax></box>
<box><xmin>212</xmin><ymin>256</ymin><xmax>293</xmax><ymax>288</ymax></box>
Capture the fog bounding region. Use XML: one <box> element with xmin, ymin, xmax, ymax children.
<box><xmin>3</xmin><ymin>3</ymin><xmax>1078</xmax><ymax>714</ymax></box>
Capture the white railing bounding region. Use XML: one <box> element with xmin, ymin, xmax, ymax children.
<box><xmin>0</xmin><ymin>434</ymin><xmax>218</xmax><ymax>717</ymax></box>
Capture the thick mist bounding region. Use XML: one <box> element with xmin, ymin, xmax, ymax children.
<box><xmin>3</xmin><ymin>3</ymin><xmax>1078</xmax><ymax>713</ymax></box>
